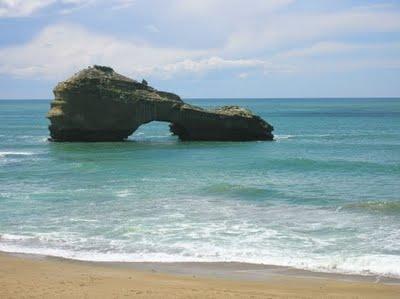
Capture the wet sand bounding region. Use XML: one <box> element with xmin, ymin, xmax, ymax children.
<box><xmin>1</xmin><ymin>252</ymin><xmax>399</xmax><ymax>298</ymax></box>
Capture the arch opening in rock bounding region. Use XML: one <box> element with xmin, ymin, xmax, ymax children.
<box><xmin>130</xmin><ymin>121</ymin><xmax>178</xmax><ymax>142</ymax></box>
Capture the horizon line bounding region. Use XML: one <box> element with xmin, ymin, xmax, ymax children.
<box><xmin>1</xmin><ymin>96</ymin><xmax>400</xmax><ymax>101</ymax></box>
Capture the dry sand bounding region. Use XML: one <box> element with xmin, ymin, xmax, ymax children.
<box><xmin>1</xmin><ymin>252</ymin><xmax>399</xmax><ymax>298</ymax></box>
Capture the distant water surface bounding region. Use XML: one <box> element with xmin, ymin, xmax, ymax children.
<box><xmin>0</xmin><ymin>98</ymin><xmax>399</xmax><ymax>277</ymax></box>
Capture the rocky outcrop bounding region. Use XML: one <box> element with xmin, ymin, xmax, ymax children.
<box><xmin>47</xmin><ymin>66</ymin><xmax>274</xmax><ymax>141</ymax></box>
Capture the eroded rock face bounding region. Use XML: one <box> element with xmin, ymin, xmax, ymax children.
<box><xmin>47</xmin><ymin>66</ymin><xmax>274</xmax><ymax>141</ymax></box>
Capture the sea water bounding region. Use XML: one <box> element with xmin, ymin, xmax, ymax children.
<box><xmin>0</xmin><ymin>98</ymin><xmax>399</xmax><ymax>277</ymax></box>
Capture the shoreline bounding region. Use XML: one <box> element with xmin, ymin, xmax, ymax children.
<box><xmin>1</xmin><ymin>249</ymin><xmax>400</xmax><ymax>284</ymax></box>
<box><xmin>1</xmin><ymin>251</ymin><xmax>400</xmax><ymax>298</ymax></box>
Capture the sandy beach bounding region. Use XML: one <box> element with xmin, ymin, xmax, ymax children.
<box><xmin>2</xmin><ymin>0</ymin><xmax>400</xmax><ymax>297</ymax></box>
<box><xmin>1</xmin><ymin>252</ymin><xmax>399</xmax><ymax>298</ymax></box>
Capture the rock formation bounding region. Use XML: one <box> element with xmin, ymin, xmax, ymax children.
<box><xmin>47</xmin><ymin>66</ymin><xmax>274</xmax><ymax>141</ymax></box>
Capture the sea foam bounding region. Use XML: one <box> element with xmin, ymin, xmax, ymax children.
<box><xmin>0</xmin><ymin>151</ymin><xmax>35</xmax><ymax>158</ymax></box>
<box><xmin>1</xmin><ymin>241</ymin><xmax>400</xmax><ymax>278</ymax></box>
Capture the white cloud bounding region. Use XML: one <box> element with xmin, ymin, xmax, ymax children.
<box><xmin>0</xmin><ymin>23</ymin><xmax>279</xmax><ymax>79</ymax></box>
<box><xmin>0</xmin><ymin>0</ymin><xmax>131</xmax><ymax>17</ymax></box>
<box><xmin>277</xmin><ymin>42</ymin><xmax>400</xmax><ymax>58</ymax></box>
<box><xmin>145</xmin><ymin>24</ymin><xmax>159</xmax><ymax>33</ymax></box>
<box><xmin>224</xmin><ymin>7</ymin><xmax>400</xmax><ymax>53</ymax></box>
<box><xmin>154</xmin><ymin>56</ymin><xmax>290</xmax><ymax>79</ymax></box>
<box><xmin>111</xmin><ymin>0</ymin><xmax>135</xmax><ymax>10</ymax></box>
<box><xmin>0</xmin><ymin>0</ymin><xmax>294</xmax><ymax>18</ymax></box>
<box><xmin>0</xmin><ymin>0</ymin><xmax>55</xmax><ymax>17</ymax></box>
<box><xmin>298</xmin><ymin>58</ymin><xmax>400</xmax><ymax>73</ymax></box>
<box><xmin>169</xmin><ymin>0</ymin><xmax>294</xmax><ymax>18</ymax></box>
<box><xmin>1</xmin><ymin>22</ymin><xmax>396</xmax><ymax>81</ymax></box>
<box><xmin>162</xmin><ymin>57</ymin><xmax>265</xmax><ymax>73</ymax></box>
<box><xmin>0</xmin><ymin>0</ymin><xmax>98</xmax><ymax>17</ymax></box>
<box><xmin>237</xmin><ymin>72</ymin><xmax>249</xmax><ymax>79</ymax></box>
<box><xmin>0</xmin><ymin>23</ymin><xmax>199</xmax><ymax>78</ymax></box>
<box><xmin>61</xmin><ymin>0</ymin><xmax>91</xmax><ymax>3</ymax></box>
<box><xmin>268</xmin><ymin>41</ymin><xmax>400</xmax><ymax>74</ymax></box>
<box><xmin>1</xmin><ymin>2</ymin><xmax>400</xmax><ymax>81</ymax></box>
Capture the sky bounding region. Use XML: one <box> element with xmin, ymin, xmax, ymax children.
<box><xmin>0</xmin><ymin>0</ymin><xmax>400</xmax><ymax>99</ymax></box>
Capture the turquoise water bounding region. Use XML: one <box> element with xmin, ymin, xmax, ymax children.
<box><xmin>1</xmin><ymin>98</ymin><xmax>400</xmax><ymax>277</ymax></box>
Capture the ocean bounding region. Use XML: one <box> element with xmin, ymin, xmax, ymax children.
<box><xmin>0</xmin><ymin>98</ymin><xmax>399</xmax><ymax>278</ymax></box>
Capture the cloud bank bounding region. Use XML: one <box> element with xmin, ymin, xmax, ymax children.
<box><xmin>0</xmin><ymin>0</ymin><xmax>399</xmax><ymax>94</ymax></box>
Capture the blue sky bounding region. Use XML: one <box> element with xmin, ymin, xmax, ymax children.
<box><xmin>0</xmin><ymin>0</ymin><xmax>400</xmax><ymax>99</ymax></box>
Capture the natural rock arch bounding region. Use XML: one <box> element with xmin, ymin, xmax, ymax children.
<box><xmin>47</xmin><ymin>66</ymin><xmax>274</xmax><ymax>142</ymax></box>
